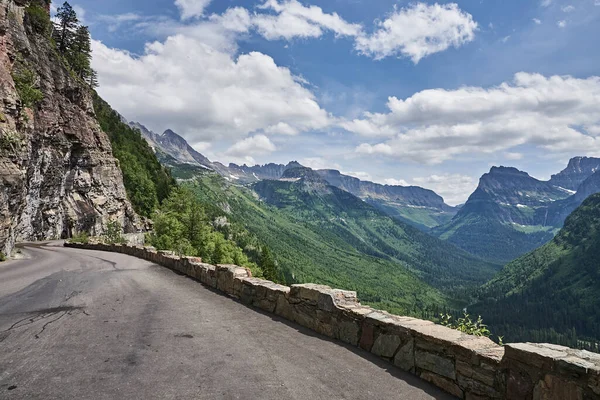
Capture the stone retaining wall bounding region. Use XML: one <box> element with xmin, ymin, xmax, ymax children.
<box><xmin>65</xmin><ymin>242</ymin><xmax>600</xmax><ymax>400</ymax></box>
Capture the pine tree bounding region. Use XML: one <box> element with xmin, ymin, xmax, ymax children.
<box><xmin>53</xmin><ymin>2</ymin><xmax>78</xmax><ymax>54</ymax></box>
<box><xmin>260</xmin><ymin>246</ymin><xmax>280</xmax><ymax>283</ymax></box>
<box><xmin>69</xmin><ymin>25</ymin><xmax>92</xmax><ymax>79</ymax></box>
<box><xmin>88</xmin><ymin>69</ymin><xmax>99</xmax><ymax>88</ymax></box>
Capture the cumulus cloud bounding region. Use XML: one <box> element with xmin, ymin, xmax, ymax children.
<box><xmin>300</xmin><ymin>157</ymin><xmax>341</xmax><ymax>170</ymax></box>
<box><xmin>411</xmin><ymin>174</ymin><xmax>477</xmax><ymax>206</ymax></box>
<box><xmin>557</xmin><ymin>20</ymin><xmax>567</xmax><ymax>28</ymax></box>
<box><xmin>541</xmin><ymin>0</ymin><xmax>552</xmax><ymax>7</ymax></box>
<box><xmin>346</xmin><ymin>73</ymin><xmax>600</xmax><ymax>164</ymax></box>
<box><xmin>561</xmin><ymin>5</ymin><xmax>575</xmax><ymax>12</ymax></box>
<box><xmin>254</xmin><ymin>0</ymin><xmax>362</xmax><ymax>40</ymax></box>
<box><xmin>354</xmin><ymin>3</ymin><xmax>477</xmax><ymax>63</ymax></box>
<box><xmin>175</xmin><ymin>0</ymin><xmax>212</xmax><ymax>20</ymax></box>
<box><xmin>533</xmin><ymin>18</ymin><xmax>542</xmax><ymax>24</ymax></box>
<box><xmin>208</xmin><ymin>7</ymin><xmax>252</xmax><ymax>33</ymax></box>
<box><xmin>504</xmin><ymin>152</ymin><xmax>524</xmax><ymax>160</ymax></box>
<box><xmin>225</xmin><ymin>135</ymin><xmax>276</xmax><ymax>157</ymax></box>
<box><xmin>92</xmin><ymin>33</ymin><xmax>330</xmax><ymax>144</ymax></box>
<box><xmin>384</xmin><ymin>178</ymin><xmax>410</xmax><ymax>186</ymax></box>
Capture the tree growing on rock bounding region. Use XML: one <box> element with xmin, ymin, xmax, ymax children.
<box><xmin>53</xmin><ymin>2</ymin><xmax>78</xmax><ymax>54</ymax></box>
<box><xmin>52</xmin><ymin>1</ymin><xmax>97</xmax><ymax>87</ymax></box>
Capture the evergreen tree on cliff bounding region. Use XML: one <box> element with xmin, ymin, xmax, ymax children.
<box><xmin>53</xmin><ymin>2</ymin><xmax>78</xmax><ymax>54</ymax></box>
<box><xmin>69</xmin><ymin>25</ymin><xmax>92</xmax><ymax>79</ymax></box>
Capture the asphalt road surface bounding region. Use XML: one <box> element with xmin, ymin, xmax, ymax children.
<box><xmin>0</xmin><ymin>242</ymin><xmax>455</xmax><ymax>400</ymax></box>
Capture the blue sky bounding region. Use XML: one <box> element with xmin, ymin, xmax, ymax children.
<box><xmin>64</xmin><ymin>0</ymin><xmax>600</xmax><ymax>204</ymax></box>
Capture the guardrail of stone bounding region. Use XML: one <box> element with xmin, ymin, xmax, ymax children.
<box><xmin>64</xmin><ymin>242</ymin><xmax>600</xmax><ymax>400</ymax></box>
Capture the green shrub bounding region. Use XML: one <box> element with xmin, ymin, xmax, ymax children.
<box><xmin>25</xmin><ymin>5</ymin><xmax>51</xmax><ymax>35</ymax></box>
<box><xmin>103</xmin><ymin>220</ymin><xmax>126</xmax><ymax>245</ymax></box>
<box><xmin>12</xmin><ymin>68</ymin><xmax>43</xmax><ymax>108</ymax></box>
<box><xmin>71</xmin><ymin>231</ymin><xmax>89</xmax><ymax>244</ymax></box>
<box><xmin>440</xmin><ymin>312</ymin><xmax>492</xmax><ymax>337</ymax></box>
<box><xmin>0</xmin><ymin>252</ymin><xmax>5</xmax><ymax>262</ymax></box>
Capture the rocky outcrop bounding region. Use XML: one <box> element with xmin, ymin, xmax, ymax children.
<box><xmin>0</xmin><ymin>0</ymin><xmax>139</xmax><ymax>255</ymax></box>
<box><xmin>130</xmin><ymin>122</ymin><xmax>214</xmax><ymax>169</ymax></box>
<box><xmin>66</xmin><ymin>241</ymin><xmax>600</xmax><ymax>400</ymax></box>
<box><xmin>549</xmin><ymin>156</ymin><xmax>600</xmax><ymax>191</ymax></box>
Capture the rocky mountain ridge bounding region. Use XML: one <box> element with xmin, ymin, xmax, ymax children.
<box><xmin>549</xmin><ymin>156</ymin><xmax>600</xmax><ymax>191</ymax></box>
<box><xmin>0</xmin><ymin>0</ymin><xmax>138</xmax><ymax>256</ymax></box>
<box><xmin>131</xmin><ymin>123</ymin><xmax>458</xmax><ymax>229</ymax></box>
<box><xmin>433</xmin><ymin>160</ymin><xmax>600</xmax><ymax>263</ymax></box>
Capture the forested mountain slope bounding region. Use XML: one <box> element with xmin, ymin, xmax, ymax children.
<box><xmin>183</xmin><ymin>167</ymin><xmax>498</xmax><ymax>316</ymax></box>
<box><xmin>94</xmin><ymin>96</ymin><xmax>175</xmax><ymax>218</ymax></box>
<box><xmin>472</xmin><ymin>193</ymin><xmax>600</xmax><ymax>349</ymax></box>
<box><xmin>186</xmin><ymin>174</ymin><xmax>447</xmax><ymax>315</ymax></box>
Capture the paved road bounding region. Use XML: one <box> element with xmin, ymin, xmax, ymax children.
<box><xmin>0</xmin><ymin>242</ymin><xmax>454</xmax><ymax>400</ymax></box>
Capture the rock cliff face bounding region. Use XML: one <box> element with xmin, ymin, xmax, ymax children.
<box><xmin>0</xmin><ymin>0</ymin><xmax>138</xmax><ymax>255</ymax></box>
<box><xmin>549</xmin><ymin>156</ymin><xmax>600</xmax><ymax>191</ymax></box>
<box><xmin>317</xmin><ymin>169</ymin><xmax>455</xmax><ymax>212</ymax></box>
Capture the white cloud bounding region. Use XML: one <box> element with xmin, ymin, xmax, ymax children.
<box><xmin>263</xmin><ymin>122</ymin><xmax>299</xmax><ymax>135</ymax></box>
<box><xmin>587</xmin><ymin>125</ymin><xmax>600</xmax><ymax>136</ymax></box>
<box><xmin>502</xmin><ymin>35</ymin><xmax>511</xmax><ymax>43</ymax></box>
<box><xmin>533</xmin><ymin>18</ymin><xmax>542</xmax><ymax>24</ymax></box>
<box><xmin>346</xmin><ymin>73</ymin><xmax>600</xmax><ymax>164</ymax></box>
<box><xmin>354</xmin><ymin>3</ymin><xmax>477</xmax><ymax>63</ymax></box>
<box><xmin>175</xmin><ymin>0</ymin><xmax>212</xmax><ymax>20</ymax></box>
<box><xmin>561</xmin><ymin>5</ymin><xmax>575</xmax><ymax>12</ymax></box>
<box><xmin>384</xmin><ymin>178</ymin><xmax>410</xmax><ymax>186</ymax></box>
<box><xmin>504</xmin><ymin>152</ymin><xmax>524</xmax><ymax>160</ymax></box>
<box><xmin>344</xmin><ymin>171</ymin><xmax>373</xmax><ymax>181</ymax></box>
<box><xmin>225</xmin><ymin>135</ymin><xmax>276</xmax><ymax>157</ymax></box>
<box><xmin>300</xmin><ymin>157</ymin><xmax>341</xmax><ymax>170</ymax></box>
<box><xmin>92</xmin><ymin>31</ymin><xmax>330</xmax><ymax>145</ymax></box>
<box><xmin>557</xmin><ymin>20</ymin><xmax>567</xmax><ymax>28</ymax></box>
<box><xmin>411</xmin><ymin>174</ymin><xmax>477</xmax><ymax>206</ymax></box>
<box><xmin>253</xmin><ymin>0</ymin><xmax>362</xmax><ymax>40</ymax></box>
<box><xmin>208</xmin><ymin>7</ymin><xmax>252</xmax><ymax>33</ymax></box>
<box><xmin>191</xmin><ymin>141</ymin><xmax>212</xmax><ymax>153</ymax></box>
<box><xmin>540</xmin><ymin>0</ymin><xmax>552</xmax><ymax>7</ymax></box>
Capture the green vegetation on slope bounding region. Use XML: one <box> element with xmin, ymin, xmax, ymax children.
<box><xmin>252</xmin><ymin>176</ymin><xmax>498</xmax><ymax>294</ymax></box>
<box><xmin>432</xmin><ymin>215</ymin><xmax>554</xmax><ymax>265</ymax></box>
<box><xmin>149</xmin><ymin>186</ymin><xmax>282</xmax><ymax>281</ymax></box>
<box><xmin>366</xmin><ymin>198</ymin><xmax>454</xmax><ymax>231</ymax></box>
<box><xmin>472</xmin><ymin>193</ymin><xmax>600</xmax><ymax>351</ymax></box>
<box><xmin>93</xmin><ymin>93</ymin><xmax>176</xmax><ymax>217</ymax></box>
<box><xmin>186</xmin><ymin>174</ymin><xmax>497</xmax><ymax>316</ymax></box>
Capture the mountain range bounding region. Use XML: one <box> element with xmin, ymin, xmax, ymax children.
<box><xmin>129</xmin><ymin>122</ymin><xmax>459</xmax><ymax>230</ymax></box>
<box><xmin>129</xmin><ymin>122</ymin><xmax>600</xmax><ymax>266</ymax></box>
<box><xmin>433</xmin><ymin>160</ymin><xmax>600</xmax><ymax>263</ymax></box>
